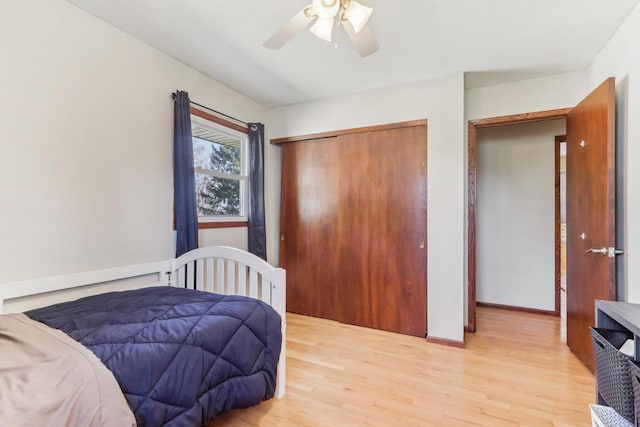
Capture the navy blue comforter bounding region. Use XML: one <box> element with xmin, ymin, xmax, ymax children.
<box><xmin>26</xmin><ymin>286</ymin><xmax>282</xmax><ymax>427</ymax></box>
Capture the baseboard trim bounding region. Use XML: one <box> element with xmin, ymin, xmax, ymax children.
<box><xmin>476</xmin><ymin>301</ymin><xmax>559</xmax><ymax>317</ymax></box>
<box><xmin>426</xmin><ymin>336</ymin><xmax>466</xmax><ymax>349</ymax></box>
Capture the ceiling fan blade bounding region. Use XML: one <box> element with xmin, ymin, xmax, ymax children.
<box><xmin>342</xmin><ymin>21</ymin><xmax>379</xmax><ymax>57</ymax></box>
<box><xmin>264</xmin><ymin>8</ymin><xmax>316</xmax><ymax>49</ymax></box>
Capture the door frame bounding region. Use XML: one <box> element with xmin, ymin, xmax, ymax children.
<box><xmin>467</xmin><ymin>108</ymin><xmax>572</xmax><ymax>333</ymax></box>
<box><xmin>555</xmin><ymin>135</ymin><xmax>566</xmax><ymax>317</ymax></box>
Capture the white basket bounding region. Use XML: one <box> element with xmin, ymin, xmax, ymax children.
<box><xmin>590</xmin><ymin>404</ymin><xmax>634</xmax><ymax>427</ymax></box>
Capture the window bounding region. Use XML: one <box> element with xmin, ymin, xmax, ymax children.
<box><xmin>191</xmin><ymin>109</ymin><xmax>248</xmax><ymax>223</ymax></box>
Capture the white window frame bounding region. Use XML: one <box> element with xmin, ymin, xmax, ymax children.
<box><xmin>191</xmin><ymin>114</ymin><xmax>249</xmax><ymax>223</ymax></box>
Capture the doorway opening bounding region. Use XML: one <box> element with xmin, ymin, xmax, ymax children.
<box><xmin>468</xmin><ymin>79</ymin><xmax>617</xmax><ymax>371</ymax></box>
<box><xmin>467</xmin><ymin>108</ymin><xmax>571</xmax><ymax>333</ymax></box>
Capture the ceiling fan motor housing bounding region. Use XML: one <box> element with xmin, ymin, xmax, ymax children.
<box><xmin>313</xmin><ymin>0</ymin><xmax>340</xmax><ymax>17</ymax></box>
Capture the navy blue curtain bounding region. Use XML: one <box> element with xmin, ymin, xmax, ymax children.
<box><xmin>173</xmin><ymin>91</ymin><xmax>199</xmax><ymax>257</ymax></box>
<box><xmin>248</xmin><ymin>123</ymin><xmax>267</xmax><ymax>260</ymax></box>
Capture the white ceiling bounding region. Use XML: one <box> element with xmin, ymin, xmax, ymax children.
<box><xmin>66</xmin><ymin>0</ymin><xmax>639</xmax><ymax>108</ymax></box>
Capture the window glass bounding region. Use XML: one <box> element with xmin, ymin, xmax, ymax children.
<box><xmin>191</xmin><ymin>116</ymin><xmax>247</xmax><ymax>218</ymax></box>
<box><xmin>195</xmin><ymin>174</ymin><xmax>241</xmax><ymax>216</ymax></box>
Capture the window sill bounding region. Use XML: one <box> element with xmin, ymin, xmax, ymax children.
<box><xmin>198</xmin><ymin>221</ymin><xmax>248</xmax><ymax>230</ymax></box>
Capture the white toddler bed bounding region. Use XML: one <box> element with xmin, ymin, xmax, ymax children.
<box><xmin>0</xmin><ymin>246</ymin><xmax>286</xmax><ymax>425</ymax></box>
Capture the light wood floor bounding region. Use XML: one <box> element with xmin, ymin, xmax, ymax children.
<box><xmin>210</xmin><ymin>307</ymin><xmax>594</xmax><ymax>426</ymax></box>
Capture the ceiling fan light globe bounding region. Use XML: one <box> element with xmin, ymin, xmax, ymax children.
<box><xmin>312</xmin><ymin>0</ymin><xmax>340</xmax><ymax>18</ymax></box>
<box><xmin>344</xmin><ymin>1</ymin><xmax>372</xmax><ymax>33</ymax></box>
<box><xmin>310</xmin><ymin>16</ymin><xmax>334</xmax><ymax>41</ymax></box>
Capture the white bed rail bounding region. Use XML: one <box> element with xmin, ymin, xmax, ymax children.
<box><xmin>0</xmin><ymin>261</ymin><xmax>168</xmax><ymax>315</ymax></box>
<box><xmin>171</xmin><ymin>246</ymin><xmax>286</xmax><ymax>316</ymax></box>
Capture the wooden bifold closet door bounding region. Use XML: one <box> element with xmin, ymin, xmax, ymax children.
<box><xmin>279</xmin><ymin>122</ymin><xmax>427</xmax><ymax>337</ymax></box>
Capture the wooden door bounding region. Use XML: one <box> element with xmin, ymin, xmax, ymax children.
<box><xmin>279</xmin><ymin>123</ymin><xmax>428</xmax><ymax>337</ymax></box>
<box><xmin>280</xmin><ymin>137</ymin><xmax>340</xmax><ymax>320</ymax></box>
<box><xmin>566</xmin><ymin>78</ymin><xmax>616</xmax><ymax>371</ymax></box>
<box><xmin>335</xmin><ymin>126</ymin><xmax>427</xmax><ymax>336</ymax></box>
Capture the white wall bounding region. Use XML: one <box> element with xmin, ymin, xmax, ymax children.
<box><xmin>264</xmin><ymin>135</ymin><xmax>282</xmax><ymax>267</ymax></box>
<box><xmin>587</xmin><ymin>2</ymin><xmax>640</xmax><ymax>303</ymax></box>
<box><xmin>465</xmin><ymin>70</ymin><xmax>588</xmax><ymax>120</ymax></box>
<box><xmin>199</xmin><ymin>227</ymin><xmax>248</xmax><ymax>251</ymax></box>
<box><xmin>476</xmin><ymin>119</ymin><xmax>565</xmax><ymax>311</ymax></box>
<box><xmin>0</xmin><ymin>0</ymin><xmax>271</xmax><ymax>283</ymax></box>
<box><xmin>269</xmin><ymin>73</ymin><xmax>466</xmax><ymax>343</ymax></box>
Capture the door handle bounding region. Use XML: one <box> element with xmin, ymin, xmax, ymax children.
<box><xmin>586</xmin><ymin>247</ymin><xmax>607</xmax><ymax>256</ymax></box>
<box><xmin>585</xmin><ymin>247</ymin><xmax>624</xmax><ymax>257</ymax></box>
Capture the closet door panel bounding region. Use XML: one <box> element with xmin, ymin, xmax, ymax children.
<box><xmin>335</xmin><ymin>126</ymin><xmax>427</xmax><ymax>336</ymax></box>
<box><xmin>280</xmin><ymin>138</ymin><xmax>340</xmax><ymax>319</ymax></box>
<box><xmin>278</xmin><ymin>122</ymin><xmax>428</xmax><ymax>337</ymax></box>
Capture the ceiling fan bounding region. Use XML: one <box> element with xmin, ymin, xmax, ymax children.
<box><xmin>264</xmin><ymin>0</ymin><xmax>379</xmax><ymax>57</ymax></box>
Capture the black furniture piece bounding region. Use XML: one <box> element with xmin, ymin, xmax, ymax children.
<box><xmin>595</xmin><ymin>300</ymin><xmax>640</xmax><ymax>405</ymax></box>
